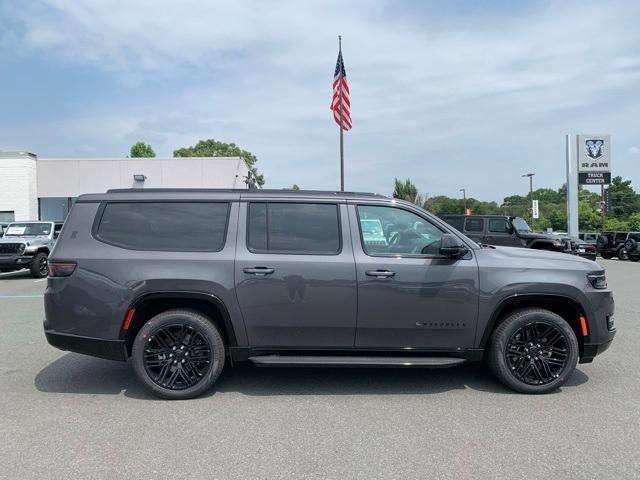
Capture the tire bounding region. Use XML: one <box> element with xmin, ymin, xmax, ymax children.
<box><xmin>29</xmin><ymin>252</ymin><xmax>49</xmax><ymax>278</ymax></box>
<box><xmin>625</xmin><ymin>238</ymin><xmax>637</xmax><ymax>253</ymax></box>
<box><xmin>629</xmin><ymin>256</ymin><xmax>640</xmax><ymax>262</ymax></box>
<box><xmin>617</xmin><ymin>247</ymin><xmax>629</xmax><ymax>261</ymax></box>
<box><xmin>488</xmin><ymin>308</ymin><xmax>579</xmax><ymax>394</ymax></box>
<box><xmin>601</xmin><ymin>252</ymin><xmax>613</xmax><ymax>260</ymax></box>
<box><xmin>596</xmin><ymin>235</ymin><xmax>609</xmax><ymax>249</ymax></box>
<box><xmin>131</xmin><ymin>309</ymin><xmax>226</xmax><ymax>400</ymax></box>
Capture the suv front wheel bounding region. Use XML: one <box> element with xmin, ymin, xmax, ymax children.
<box><xmin>488</xmin><ymin>308</ymin><xmax>579</xmax><ymax>394</ymax></box>
<box><xmin>132</xmin><ymin>309</ymin><xmax>226</xmax><ymax>400</ymax></box>
<box><xmin>29</xmin><ymin>252</ymin><xmax>49</xmax><ymax>278</ymax></box>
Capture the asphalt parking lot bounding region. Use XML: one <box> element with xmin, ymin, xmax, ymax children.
<box><xmin>1</xmin><ymin>259</ymin><xmax>638</xmax><ymax>479</ymax></box>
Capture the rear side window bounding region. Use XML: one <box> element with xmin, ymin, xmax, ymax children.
<box><xmin>248</xmin><ymin>203</ymin><xmax>340</xmax><ymax>254</ymax></box>
<box><xmin>96</xmin><ymin>202</ymin><xmax>229</xmax><ymax>251</ymax></box>
<box><xmin>443</xmin><ymin>217</ymin><xmax>464</xmax><ymax>231</ymax></box>
<box><xmin>464</xmin><ymin>218</ymin><xmax>484</xmax><ymax>232</ymax></box>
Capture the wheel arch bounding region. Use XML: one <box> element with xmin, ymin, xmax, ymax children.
<box><xmin>122</xmin><ymin>291</ymin><xmax>238</xmax><ymax>356</ymax></box>
<box><xmin>480</xmin><ymin>294</ymin><xmax>587</xmax><ymax>355</ymax></box>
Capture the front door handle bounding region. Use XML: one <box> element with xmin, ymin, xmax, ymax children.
<box><xmin>243</xmin><ymin>267</ymin><xmax>275</xmax><ymax>276</ymax></box>
<box><xmin>365</xmin><ymin>269</ymin><xmax>396</xmax><ymax>278</ymax></box>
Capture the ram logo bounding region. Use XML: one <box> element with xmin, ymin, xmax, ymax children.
<box><xmin>585</xmin><ymin>139</ymin><xmax>605</xmax><ymax>160</ymax></box>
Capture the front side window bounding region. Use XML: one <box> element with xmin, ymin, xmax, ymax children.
<box><xmin>488</xmin><ymin>218</ymin><xmax>511</xmax><ymax>234</ymax></box>
<box><xmin>97</xmin><ymin>202</ymin><xmax>229</xmax><ymax>251</ymax></box>
<box><xmin>247</xmin><ymin>203</ymin><xmax>340</xmax><ymax>254</ymax></box>
<box><xmin>357</xmin><ymin>205</ymin><xmax>444</xmax><ymax>256</ymax></box>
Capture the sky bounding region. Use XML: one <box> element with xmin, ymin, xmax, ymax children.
<box><xmin>0</xmin><ymin>0</ymin><xmax>638</xmax><ymax>202</ymax></box>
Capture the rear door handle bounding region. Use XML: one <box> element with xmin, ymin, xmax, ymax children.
<box><xmin>243</xmin><ymin>267</ymin><xmax>275</xmax><ymax>276</ymax></box>
<box><xmin>365</xmin><ymin>270</ymin><xmax>396</xmax><ymax>278</ymax></box>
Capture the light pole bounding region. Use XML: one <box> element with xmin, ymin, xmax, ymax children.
<box><xmin>522</xmin><ymin>173</ymin><xmax>535</xmax><ymax>223</ymax></box>
<box><xmin>460</xmin><ymin>188</ymin><xmax>467</xmax><ymax>215</ymax></box>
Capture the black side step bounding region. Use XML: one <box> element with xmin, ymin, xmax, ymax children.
<box><xmin>248</xmin><ymin>355</ymin><xmax>466</xmax><ymax>368</ymax></box>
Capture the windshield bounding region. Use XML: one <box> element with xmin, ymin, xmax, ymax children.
<box><xmin>511</xmin><ymin>217</ymin><xmax>532</xmax><ymax>233</ymax></box>
<box><xmin>4</xmin><ymin>223</ymin><xmax>51</xmax><ymax>236</ymax></box>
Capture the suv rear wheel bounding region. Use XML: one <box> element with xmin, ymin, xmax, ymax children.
<box><xmin>29</xmin><ymin>252</ymin><xmax>49</xmax><ymax>278</ymax></box>
<box><xmin>488</xmin><ymin>308</ymin><xmax>579</xmax><ymax>394</ymax></box>
<box><xmin>617</xmin><ymin>247</ymin><xmax>629</xmax><ymax>261</ymax></box>
<box><xmin>131</xmin><ymin>309</ymin><xmax>225</xmax><ymax>400</ymax></box>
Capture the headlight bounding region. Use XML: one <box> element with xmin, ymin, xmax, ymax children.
<box><xmin>587</xmin><ymin>273</ymin><xmax>607</xmax><ymax>289</ymax></box>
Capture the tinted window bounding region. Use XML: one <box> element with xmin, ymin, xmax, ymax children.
<box><xmin>488</xmin><ymin>218</ymin><xmax>510</xmax><ymax>233</ymax></box>
<box><xmin>443</xmin><ymin>217</ymin><xmax>464</xmax><ymax>231</ymax></box>
<box><xmin>464</xmin><ymin>218</ymin><xmax>484</xmax><ymax>232</ymax></box>
<box><xmin>357</xmin><ymin>205</ymin><xmax>444</xmax><ymax>256</ymax></box>
<box><xmin>97</xmin><ymin>202</ymin><xmax>229</xmax><ymax>251</ymax></box>
<box><xmin>248</xmin><ymin>203</ymin><xmax>340</xmax><ymax>254</ymax></box>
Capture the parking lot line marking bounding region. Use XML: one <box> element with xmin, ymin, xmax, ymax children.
<box><xmin>0</xmin><ymin>294</ymin><xmax>44</xmax><ymax>299</ymax></box>
<box><xmin>34</xmin><ymin>279</ymin><xmax>47</xmax><ymax>283</ymax></box>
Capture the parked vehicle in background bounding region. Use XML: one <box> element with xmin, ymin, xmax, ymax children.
<box><xmin>564</xmin><ymin>236</ymin><xmax>597</xmax><ymax>261</ymax></box>
<box><xmin>0</xmin><ymin>221</ymin><xmax>59</xmax><ymax>277</ymax></box>
<box><xmin>624</xmin><ymin>232</ymin><xmax>640</xmax><ymax>262</ymax></box>
<box><xmin>0</xmin><ymin>224</ymin><xmax>7</xmax><ymax>238</ymax></box>
<box><xmin>44</xmin><ymin>189</ymin><xmax>615</xmax><ymax>399</ymax></box>
<box><xmin>596</xmin><ymin>231</ymin><xmax>637</xmax><ymax>260</ymax></box>
<box><xmin>579</xmin><ymin>232</ymin><xmax>599</xmax><ymax>246</ymax></box>
<box><xmin>440</xmin><ymin>215</ymin><xmax>566</xmax><ymax>252</ymax></box>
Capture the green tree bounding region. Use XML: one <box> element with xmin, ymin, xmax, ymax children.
<box><xmin>393</xmin><ymin>178</ymin><xmax>418</xmax><ymax>202</ymax></box>
<box><xmin>130</xmin><ymin>141</ymin><xmax>155</xmax><ymax>158</ymax></box>
<box><xmin>608</xmin><ymin>176</ymin><xmax>639</xmax><ymax>219</ymax></box>
<box><xmin>174</xmin><ymin>139</ymin><xmax>265</xmax><ymax>187</ymax></box>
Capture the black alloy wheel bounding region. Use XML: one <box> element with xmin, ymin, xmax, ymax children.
<box><xmin>488</xmin><ymin>308</ymin><xmax>579</xmax><ymax>394</ymax></box>
<box><xmin>505</xmin><ymin>322</ymin><xmax>569</xmax><ymax>385</ymax></box>
<box><xmin>143</xmin><ymin>324</ymin><xmax>212</xmax><ymax>390</ymax></box>
<box><xmin>617</xmin><ymin>247</ymin><xmax>629</xmax><ymax>261</ymax></box>
<box><xmin>29</xmin><ymin>252</ymin><xmax>49</xmax><ymax>278</ymax></box>
<box><xmin>132</xmin><ymin>309</ymin><xmax>226</xmax><ymax>399</ymax></box>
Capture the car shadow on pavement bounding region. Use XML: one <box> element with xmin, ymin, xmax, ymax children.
<box><xmin>0</xmin><ymin>270</ymin><xmax>31</xmax><ymax>280</ymax></box>
<box><xmin>35</xmin><ymin>353</ymin><xmax>590</xmax><ymax>400</ymax></box>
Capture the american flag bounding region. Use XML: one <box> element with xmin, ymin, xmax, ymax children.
<box><xmin>330</xmin><ymin>50</ymin><xmax>351</xmax><ymax>131</ymax></box>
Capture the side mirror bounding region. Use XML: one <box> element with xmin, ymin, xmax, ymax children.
<box><xmin>439</xmin><ymin>234</ymin><xmax>469</xmax><ymax>258</ymax></box>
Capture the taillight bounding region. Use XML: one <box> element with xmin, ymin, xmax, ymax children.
<box><xmin>48</xmin><ymin>261</ymin><xmax>77</xmax><ymax>277</ymax></box>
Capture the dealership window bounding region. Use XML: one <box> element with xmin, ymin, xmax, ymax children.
<box><xmin>39</xmin><ymin>197</ymin><xmax>76</xmax><ymax>221</ymax></box>
<box><xmin>0</xmin><ymin>211</ymin><xmax>15</xmax><ymax>223</ymax></box>
<box><xmin>96</xmin><ymin>202</ymin><xmax>229</xmax><ymax>251</ymax></box>
<box><xmin>247</xmin><ymin>203</ymin><xmax>341</xmax><ymax>254</ymax></box>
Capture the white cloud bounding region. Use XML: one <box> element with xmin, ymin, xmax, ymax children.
<box><xmin>628</xmin><ymin>146</ymin><xmax>640</xmax><ymax>155</ymax></box>
<box><xmin>1</xmin><ymin>0</ymin><xmax>639</xmax><ymax>199</ymax></box>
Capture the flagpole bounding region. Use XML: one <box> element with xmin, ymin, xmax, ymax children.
<box><xmin>338</xmin><ymin>35</ymin><xmax>344</xmax><ymax>192</ymax></box>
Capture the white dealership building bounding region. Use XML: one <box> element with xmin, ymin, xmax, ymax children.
<box><xmin>0</xmin><ymin>151</ymin><xmax>252</xmax><ymax>223</ymax></box>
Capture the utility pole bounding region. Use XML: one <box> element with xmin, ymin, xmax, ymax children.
<box><xmin>460</xmin><ymin>188</ymin><xmax>467</xmax><ymax>214</ymax></box>
<box><xmin>601</xmin><ymin>184</ymin><xmax>606</xmax><ymax>232</ymax></box>
<box><xmin>566</xmin><ymin>135</ymin><xmax>579</xmax><ymax>237</ymax></box>
<box><xmin>522</xmin><ymin>173</ymin><xmax>535</xmax><ymax>225</ymax></box>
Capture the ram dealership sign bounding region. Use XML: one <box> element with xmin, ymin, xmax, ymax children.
<box><xmin>577</xmin><ymin>134</ymin><xmax>611</xmax><ymax>185</ymax></box>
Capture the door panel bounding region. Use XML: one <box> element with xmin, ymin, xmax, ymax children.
<box><xmin>350</xmin><ymin>204</ymin><xmax>479</xmax><ymax>349</ymax></box>
<box><xmin>234</xmin><ymin>202</ymin><xmax>357</xmax><ymax>347</ymax></box>
<box><xmin>485</xmin><ymin>217</ymin><xmax>516</xmax><ymax>246</ymax></box>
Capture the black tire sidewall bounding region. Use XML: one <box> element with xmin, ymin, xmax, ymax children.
<box><xmin>488</xmin><ymin>309</ymin><xmax>579</xmax><ymax>394</ymax></box>
<box><xmin>29</xmin><ymin>252</ymin><xmax>48</xmax><ymax>278</ymax></box>
<box><xmin>617</xmin><ymin>247</ymin><xmax>629</xmax><ymax>260</ymax></box>
<box><xmin>131</xmin><ymin>310</ymin><xmax>225</xmax><ymax>400</ymax></box>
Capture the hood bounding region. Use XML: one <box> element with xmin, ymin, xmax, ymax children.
<box><xmin>517</xmin><ymin>231</ymin><xmax>562</xmax><ymax>241</ymax></box>
<box><xmin>0</xmin><ymin>235</ymin><xmax>49</xmax><ymax>244</ymax></box>
<box><xmin>477</xmin><ymin>245</ymin><xmax>601</xmax><ymax>271</ymax></box>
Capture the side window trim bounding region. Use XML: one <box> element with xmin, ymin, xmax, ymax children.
<box><xmin>92</xmin><ymin>201</ymin><xmax>231</xmax><ymax>252</ymax></box>
<box><xmin>355</xmin><ymin>204</ymin><xmax>447</xmax><ymax>259</ymax></box>
<box><xmin>245</xmin><ymin>201</ymin><xmax>343</xmax><ymax>256</ymax></box>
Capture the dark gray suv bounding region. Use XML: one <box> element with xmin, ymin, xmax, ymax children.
<box><xmin>44</xmin><ymin>189</ymin><xmax>615</xmax><ymax>399</ymax></box>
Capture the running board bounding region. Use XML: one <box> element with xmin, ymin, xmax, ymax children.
<box><xmin>248</xmin><ymin>355</ymin><xmax>466</xmax><ymax>368</ymax></box>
